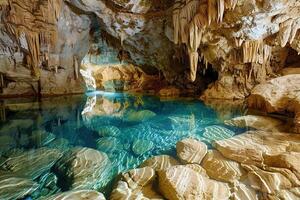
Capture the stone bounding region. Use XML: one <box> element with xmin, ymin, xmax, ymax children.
<box><xmin>132</xmin><ymin>139</ymin><xmax>154</xmax><ymax>155</ymax></box>
<box><xmin>248</xmin><ymin>75</ymin><xmax>300</xmax><ymax>133</ymax></box>
<box><xmin>201</xmin><ymin>150</ymin><xmax>246</xmax><ymax>183</ymax></box>
<box><xmin>43</xmin><ymin>190</ymin><xmax>106</xmax><ymax>200</ymax></box>
<box><xmin>1</xmin><ymin>147</ymin><xmax>62</xmax><ymax>180</ymax></box>
<box><xmin>242</xmin><ymin>165</ymin><xmax>294</xmax><ymax>194</ymax></box>
<box><xmin>224</xmin><ymin>115</ymin><xmax>286</xmax><ymax>132</ymax></box>
<box><xmin>54</xmin><ymin>147</ymin><xmax>111</xmax><ymax>190</ymax></box>
<box><xmin>158</xmin><ymin>165</ymin><xmax>231</xmax><ymax>200</ymax></box>
<box><xmin>213</xmin><ymin>131</ymin><xmax>300</xmax><ymax>166</ymax></box>
<box><xmin>176</xmin><ymin>138</ymin><xmax>207</xmax><ymax>164</ymax></box>
<box><xmin>263</xmin><ymin>152</ymin><xmax>300</xmax><ymax>179</ymax></box>
<box><xmin>96</xmin><ymin>137</ymin><xmax>123</xmax><ymax>153</ymax></box>
<box><xmin>111</xmin><ymin>167</ymin><xmax>163</xmax><ymax>200</ymax></box>
<box><xmin>232</xmin><ymin>183</ymin><xmax>258</xmax><ymax>200</ymax></box>
<box><xmin>140</xmin><ymin>155</ymin><xmax>180</xmax><ymax>171</ymax></box>
<box><xmin>0</xmin><ymin>173</ymin><xmax>39</xmax><ymax>200</ymax></box>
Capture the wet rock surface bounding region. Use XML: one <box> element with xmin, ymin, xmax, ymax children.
<box><xmin>54</xmin><ymin>147</ymin><xmax>111</xmax><ymax>190</ymax></box>
<box><xmin>43</xmin><ymin>190</ymin><xmax>106</xmax><ymax>200</ymax></box>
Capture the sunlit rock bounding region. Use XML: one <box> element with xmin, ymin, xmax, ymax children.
<box><xmin>201</xmin><ymin>150</ymin><xmax>246</xmax><ymax>183</ymax></box>
<box><xmin>176</xmin><ymin>138</ymin><xmax>207</xmax><ymax>164</ymax></box>
<box><xmin>54</xmin><ymin>147</ymin><xmax>111</xmax><ymax>190</ymax></box>
<box><xmin>1</xmin><ymin>147</ymin><xmax>62</xmax><ymax>180</ymax></box>
<box><xmin>232</xmin><ymin>183</ymin><xmax>258</xmax><ymax>200</ymax></box>
<box><xmin>140</xmin><ymin>155</ymin><xmax>180</xmax><ymax>171</ymax></box>
<box><xmin>44</xmin><ymin>190</ymin><xmax>106</xmax><ymax>200</ymax></box>
<box><xmin>214</xmin><ymin>131</ymin><xmax>300</xmax><ymax>166</ymax></box>
<box><xmin>248</xmin><ymin>75</ymin><xmax>300</xmax><ymax>133</ymax></box>
<box><xmin>111</xmin><ymin>167</ymin><xmax>163</xmax><ymax>200</ymax></box>
<box><xmin>158</xmin><ymin>165</ymin><xmax>230</xmax><ymax>200</ymax></box>
<box><xmin>132</xmin><ymin>139</ymin><xmax>154</xmax><ymax>155</ymax></box>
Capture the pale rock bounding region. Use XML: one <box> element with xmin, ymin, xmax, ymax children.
<box><xmin>158</xmin><ymin>165</ymin><xmax>231</xmax><ymax>200</ymax></box>
<box><xmin>54</xmin><ymin>147</ymin><xmax>111</xmax><ymax>190</ymax></box>
<box><xmin>176</xmin><ymin>138</ymin><xmax>207</xmax><ymax>164</ymax></box>
<box><xmin>201</xmin><ymin>150</ymin><xmax>246</xmax><ymax>183</ymax></box>
<box><xmin>140</xmin><ymin>155</ymin><xmax>180</xmax><ymax>171</ymax></box>
<box><xmin>132</xmin><ymin>139</ymin><xmax>154</xmax><ymax>155</ymax></box>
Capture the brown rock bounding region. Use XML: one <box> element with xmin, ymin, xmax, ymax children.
<box><xmin>158</xmin><ymin>165</ymin><xmax>230</xmax><ymax>200</ymax></box>
<box><xmin>176</xmin><ymin>138</ymin><xmax>207</xmax><ymax>164</ymax></box>
<box><xmin>140</xmin><ymin>155</ymin><xmax>180</xmax><ymax>171</ymax></box>
<box><xmin>159</xmin><ymin>86</ymin><xmax>180</xmax><ymax>97</ymax></box>
<box><xmin>248</xmin><ymin>75</ymin><xmax>300</xmax><ymax>133</ymax></box>
<box><xmin>201</xmin><ymin>150</ymin><xmax>246</xmax><ymax>183</ymax></box>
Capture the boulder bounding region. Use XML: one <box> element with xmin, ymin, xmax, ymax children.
<box><xmin>158</xmin><ymin>165</ymin><xmax>230</xmax><ymax>200</ymax></box>
<box><xmin>248</xmin><ymin>75</ymin><xmax>300</xmax><ymax>133</ymax></box>
<box><xmin>0</xmin><ymin>173</ymin><xmax>39</xmax><ymax>200</ymax></box>
<box><xmin>176</xmin><ymin>138</ymin><xmax>207</xmax><ymax>164</ymax></box>
<box><xmin>201</xmin><ymin>150</ymin><xmax>246</xmax><ymax>183</ymax></box>
<box><xmin>203</xmin><ymin>125</ymin><xmax>235</xmax><ymax>142</ymax></box>
<box><xmin>232</xmin><ymin>183</ymin><xmax>258</xmax><ymax>200</ymax></box>
<box><xmin>43</xmin><ymin>190</ymin><xmax>106</xmax><ymax>200</ymax></box>
<box><xmin>97</xmin><ymin>126</ymin><xmax>121</xmax><ymax>137</ymax></box>
<box><xmin>124</xmin><ymin>110</ymin><xmax>156</xmax><ymax>122</ymax></box>
<box><xmin>111</xmin><ymin>167</ymin><xmax>163</xmax><ymax>200</ymax></box>
<box><xmin>1</xmin><ymin>147</ymin><xmax>62</xmax><ymax>180</ymax></box>
<box><xmin>140</xmin><ymin>155</ymin><xmax>180</xmax><ymax>171</ymax></box>
<box><xmin>213</xmin><ymin>131</ymin><xmax>300</xmax><ymax>166</ymax></box>
<box><xmin>54</xmin><ymin>147</ymin><xmax>111</xmax><ymax>190</ymax></box>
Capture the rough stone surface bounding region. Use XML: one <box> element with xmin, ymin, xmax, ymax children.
<box><xmin>158</xmin><ymin>165</ymin><xmax>231</xmax><ymax>200</ymax></box>
<box><xmin>54</xmin><ymin>147</ymin><xmax>111</xmax><ymax>190</ymax></box>
<box><xmin>140</xmin><ymin>155</ymin><xmax>180</xmax><ymax>171</ymax></box>
<box><xmin>248</xmin><ymin>75</ymin><xmax>300</xmax><ymax>133</ymax></box>
<box><xmin>176</xmin><ymin>138</ymin><xmax>207</xmax><ymax>164</ymax></box>
<box><xmin>201</xmin><ymin>150</ymin><xmax>246</xmax><ymax>183</ymax></box>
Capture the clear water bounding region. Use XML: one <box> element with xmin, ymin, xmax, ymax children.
<box><xmin>0</xmin><ymin>92</ymin><xmax>246</xmax><ymax>199</ymax></box>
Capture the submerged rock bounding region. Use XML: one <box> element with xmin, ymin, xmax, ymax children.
<box><xmin>176</xmin><ymin>138</ymin><xmax>207</xmax><ymax>164</ymax></box>
<box><xmin>132</xmin><ymin>139</ymin><xmax>154</xmax><ymax>155</ymax></box>
<box><xmin>54</xmin><ymin>147</ymin><xmax>111</xmax><ymax>190</ymax></box>
<box><xmin>124</xmin><ymin>110</ymin><xmax>156</xmax><ymax>122</ymax></box>
<box><xmin>0</xmin><ymin>173</ymin><xmax>39</xmax><ymax>200</ymax></box>
<box><xmin>96</xmin><ymin>137</ymin><xmax>123</xmax><ymax>153</ymax></box>
<box><xmin>203</xmin><ymin>125</ymin><xmax>235</xmax><ymax>142</ymax></box>
<box><xmin>43</xmin><ymin>190</ymin><xmax>106</xmax><ymax>200</ymax></box>
<box><xmin>97</xmin><ymin>126</ymin><xmax>121</xmax><ymax>137</ymax></box>
<box><xmin>140</xmin><ymin>155</ymin><xmax>180</xmax><ymax>171</ymax></box>
<box><xmin>224</xmin><ymin>115</ymin><xmax>286</xmax><ymax>132</ymax></box>
<box><xmin>158</xmin><ymin>165</ymin><xmax>230</xmax><ymax>200</ymax></box>
<box><xmin>1</xmin><ymin>147</ymin><xmax>62</xmax><ymax>180</ymax></box>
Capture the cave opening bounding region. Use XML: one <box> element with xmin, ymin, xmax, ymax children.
<box><xmin>284</xmin><ymin>47</ymin><xmax>300</xmax><ymax>68</ymax></box>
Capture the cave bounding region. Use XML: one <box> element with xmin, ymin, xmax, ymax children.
<box><xmin>0</xmin><ymin>0</ymin><xmax>300</xmax><ymax>199</ymax></box>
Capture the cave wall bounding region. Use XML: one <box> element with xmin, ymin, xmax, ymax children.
<box><xmin>0</xmin><ymin>0</ymin><xmax>299</xmax><ymax>98</ymax></box>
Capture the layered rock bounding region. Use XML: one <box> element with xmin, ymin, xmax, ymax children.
<box><xmin>248</xmin><ymin>75</ymin><xmax>300</xmax><ymax>133</ymax></box>
<box><xmin>158</xmin><ymin>165</ymin><xmax>231</xmax><ymax>200</ymax></box>
<box><xmin>140</xmin><ymin>155</ymin><xmax>180</xmax><ymax>171</ymax></box>
<box><xmin>176</xmin><ymin>138</ymin><xmax>207</xmax><ymax>164</ymax></box>
<box><xmin>54</xmin><ymin>147</ymin><xmax>111</xmax><ymax>190</ymax></box>
<box><xmin>43</xmin><ymin>190</ymin><xmax>106</xmax><ymax>200</ymax></box>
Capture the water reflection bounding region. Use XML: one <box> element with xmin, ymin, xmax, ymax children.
<box><xmin>0</xmin><ymin>92</ymin><xmax>246</xmax><ymax>199</ymax></box>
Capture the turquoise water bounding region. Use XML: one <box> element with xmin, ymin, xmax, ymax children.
<box><xmin>0</xmin><ymin>92</ymin><xmax>246</xmax><ymax>199</ymax></box>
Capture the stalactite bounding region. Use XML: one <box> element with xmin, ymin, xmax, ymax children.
<box><xmin>173</xmin><ymin>0</ymin><xmax>238</xmax><ymax>81</ymax></box>
<box><xmin>279</xmin><ymin>19</ymin><xmax>293</xmax><ymax>47</ymax></box>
